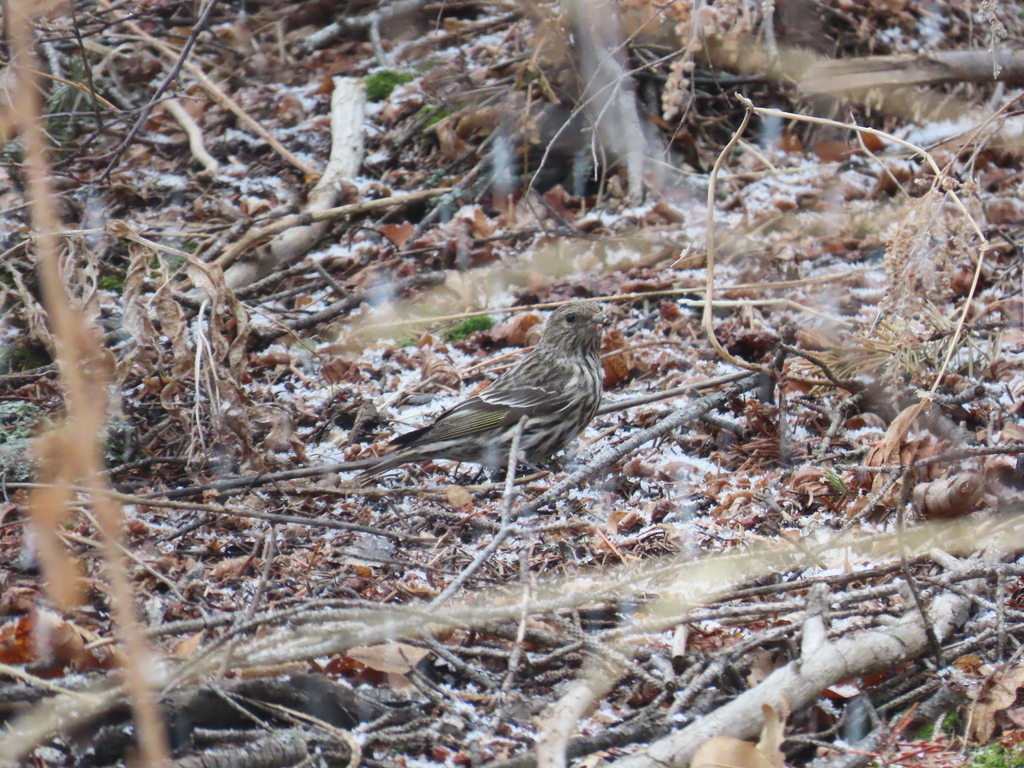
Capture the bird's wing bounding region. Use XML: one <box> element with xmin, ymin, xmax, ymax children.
<box><xmin>390</xmin><ymin>396</ymin><xmax>510</xmax><ymax>446</ymax></box>
<box><xmin>390</xmin><ymin>381</ymin><xmax>576</xmax><ymax>448</ymax></box>
<box><xmin>477</xmin><ymin>382</ymin><xmax>568</xmax><ymax>412</ymax></box>
<box><xmin>477</xmin><ymin>356</ymin><xmax>580</xmax><ymax>414</ymax></box>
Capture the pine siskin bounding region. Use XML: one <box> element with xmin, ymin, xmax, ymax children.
<box><xmin>359</xmin><ymin>301</ymin><xmax>607</xmax><ymax>479</ymax></box>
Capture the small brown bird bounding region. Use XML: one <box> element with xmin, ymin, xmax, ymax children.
<box><xmin>359</xmin><ymin>301</ymin><xmax>606</xmax><ymax>479</ymax></box>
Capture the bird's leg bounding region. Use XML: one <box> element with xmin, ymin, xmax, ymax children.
<box><xmin>458</xmin><ymin>464</ymin><xmax>495</xmax><ymax>485</ymax></box>
<box><xmin>515</xmin><ymin>460</ymin><xmax>546</xmax><ymax>475</ymax></box>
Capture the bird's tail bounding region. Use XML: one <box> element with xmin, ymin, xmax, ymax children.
<box><xmin>353</xmin><ymin>451</ymin><xmax>414</xmax><ymax>484</ymax></box>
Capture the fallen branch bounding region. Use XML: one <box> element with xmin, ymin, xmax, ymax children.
<box><xmin>225</xmin><ymin>78</ymin><xmax>367</xmax><ymax>289</ymax></box>
<box><xmin>211</xmin><ymin>187</ymin><xmax>451</xmax><ymax>272</ymax></box>
<box><xmin>97</xmin><ymin>0</ymin><xmax>317</xmax><ymax>178</ymax></box>
<box><xmin>163</xmin><ymin>97</ymin><xmax>220</xmax><ymax>177</ymax></box>
<box><xmin>800</xmin><ymin>48</ymin><xmax>1024</xmax><ymax>94</ymax></box>
<box><xmin>604</xmin><ymin>552</ymin><xmax>981</xmax><ymax>768</ymax></box>
<box><xmin>298</xmin><ymin>0</ymin><xmax>429</xmax><ymax>53</ymax></box>
<box><xmin>536</xmin><ymin>663</ymin><xmax>622</xmax><ymax>768</ymax></box>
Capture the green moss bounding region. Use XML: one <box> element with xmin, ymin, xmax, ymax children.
<box><xmin>98</xmin><ymin>274</ymin><xmax>125</xmax><ymax>292</ymax></box>
<box><xmin>969</xmin><ymin>745</ymin><xmax>1024</xmax><ymax>768</ymax></box>
<box><xmin>442</xmin><ymin>315</ymin><xmax>494</xmax><ymax>342</ymax></box>
<box><xmin>150</xmin><ymin>252</ymin><xmax>186</xmax><ymax>273</ymax></box>
<box><xmin>942</xmin><ymin>709</ymin><xmax>961</xmax><ymax>734</ymax></box>
<box><xmin>0</xmin><ymin>401</ymin><xmax>45</xmax><ymax>444</ymax></box>
<box><xmin>364</xmin><ymin>71</ymin><xmax>414</xmax><ymax>102</ymax></box>
<box><xmin>416</xmin><ymin>105</ymin><xmax>448</xmax><ymax>128</ymax></box>
<box><xmin>424</xmin><ymin>109</ymin><xmax>447</xmax><ymax>128</ymax></box>
<box><xmin>10</xmin><ymin>346</ymin><xmax>51</xmax><ymax>372</ymax></box>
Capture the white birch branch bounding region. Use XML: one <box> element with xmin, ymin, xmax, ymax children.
<box><xmin>225</xmin><ymin>77</ymin><xmax>366</xmax><ymax>289</ymax></box>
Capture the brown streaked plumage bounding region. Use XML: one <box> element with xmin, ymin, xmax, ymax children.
<box><xmin>359</xmin><ymin>301</ymin><xmax>606</xmax><ymax>479</ymax></box>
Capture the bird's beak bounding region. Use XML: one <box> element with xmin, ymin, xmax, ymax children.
<box><xmin>591</xmin><ymin>313</ymin><xmax>608</xmax><ymax>326</ymax></box>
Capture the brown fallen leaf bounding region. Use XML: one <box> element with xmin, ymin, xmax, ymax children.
<box><xmin>345</xmin><ymin>641</ymin><xmax>432</xmax><ymax>674</ymax></box>
<box><xmin>0</xmin><ymin>609</ymin><xmax>121</xmax><ymax>672</ymax></box>
<box><xmin>380</xmin><ymin>221</ymin><xmax>415</xmax><ymax>249</ymax></box>
<box><xmin>912</xmin><ymin>473</ymin><xmax>983</xmax><ymax>518</ymax></box>
<box><xmin>601</xmin><ymin>329</ymin><xmax>633</xmax><ymax>388</ymax></box>
<box><xmin>174</xmin><ymin>631</ymin><xmax>205</xmax><ymax>657</ymax></box>
<box><xmin>0</xmin><ymin>613</ymin><xmax>36</xmax><ymax>665</ymax></box>
<box><xmin>971</xmin><ymin>662</ymin><xmax>1024</xmax><ymax>743</ymax></box>
<box><xmin>209</xmin><ymin>555</ymin><xmax>253</xmax><ymax>580</ymax></box>
<box><xmin>421</xmin><ymin>352</ymin><xmax>461</xmax><ymax>391</ymax></box>
<box><xmin>446</xmin><ymin>485</ymin><xmax>473</xmax><ymax>512</ymax></box>
<box><xmin>691</xmin><ymin>702</ymin><xmax>787</xmax><ymax>768</ymax></box>
<box><xmin>491</xmin><ymin>313</ymin><xmax>542</xmax><ymax>347</ymax></box>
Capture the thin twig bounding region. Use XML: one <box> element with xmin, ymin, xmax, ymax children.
<box><xmin>779</xmin><ymin>344</ymin><xmax>864</xmax><ymax>393</ymax></box>
<box><xmin>596</xmin><ymin>371</ymin><xmax>752</xmax><ymax>416</ymax></box>
<box><xmin>431</xmin><ymin>417</ymin><xmax>528</xmax><ymax>606</ymax></box>
<box><xmin>101</xmin><ymin>0</ymin><xmax>220</xmax><ymax>178</ymax></box>
<box><xmin>212</xmin><ymin>187</ymin><xmax>452</xmax><ymax>271</ymax></box>
<box><xmin>744</xmin><ymin>101</ymin><xmax>991</xmax><ymax>399</ymax></box>
<box><xmin>703</xmin><ymin>98</ymin><xmax>761</xmax><ymax>372</ymax></box>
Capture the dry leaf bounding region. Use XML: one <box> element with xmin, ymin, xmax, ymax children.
<box><xmin>0</xmin><ymin>610</ymin><xmax>116</xmax><ymax>672</ymax></box>
<box><xmin>380</xmin><ymin>222</ymin><xmax>415</xmax><ymax>249</ymax></box>
<box><xmin>912</xmin><ymin>473</ymin><xmax>983</xmax><ymax>518</ymax></box>
<box><xmin>0</xmin><ymin>613</ymin><xmax>36</xmax><ymax>665</ymax></box>
<box><xmin>971</xmin><ymin>663</ymin><xmax>1024</xmax><ymax>743</ymax></box>
<box><xmin>865</xmin><ymin>403</ymin><xmax>922</xmax><ymax>469</ymax></box>
<box><xmin>692</xmin><ymin>707</ymin><xmax>785</xmax><ymax>768</ymax></box>
<box><xmin>421</xmin><ymin>353</ymin><xmax>461</xmax><ymax>391</ymax></box>
<box><xmin>174</xmin><ymin>631</ymin><xmax>205</xmax><ymax>657</ymax></box>
<box><xmin>954</xmin><ymin>654</ymin><xmax>983</xmax><ymax>673</ymax></box>
<box><xmin>813</xmin><ymin>140</ymin><xmax>856</xmax><ymax>163</ymax></box>
<box><xmin>209</xmin><ymin>555</ymin><xmax>253</xmax><ymax>580</ymax></box>
<box><xmin>864</xmin><ymin>402</ymin><xmax>925</xmax><ymax>497</ymax></box>
<box><xmin>492</xmin><ymin>313</ymin><xmax>542</xmax><ymax>347</ymax></box>
<box><xmin>434</xmin><ymin>115</ymin><xmax>467</xmax><ymax>160</ymax></box>
<box><xmin>346</xmin><ymin>641</ymin><xmax>431</xmax><ymax>674</ymax></box>
<box><xmin>607</xmin><ymin>508</ymin><xmax>643</xmax><ymax>534</ymax></box>
<box><xmin>601</xmin><ymin>329</ymin><xmax>632</xmax><ymax>388</ymax></box>
<box><xmin>446</xmin><ymin>485</ymin><xmax>473</xmax><ymax>511</ymax></box>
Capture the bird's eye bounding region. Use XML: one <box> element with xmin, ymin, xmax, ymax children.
<box><xmin>565</xmin><ymin>313</ymin><xmax>576</xmax><ymax>323</ymax></box>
